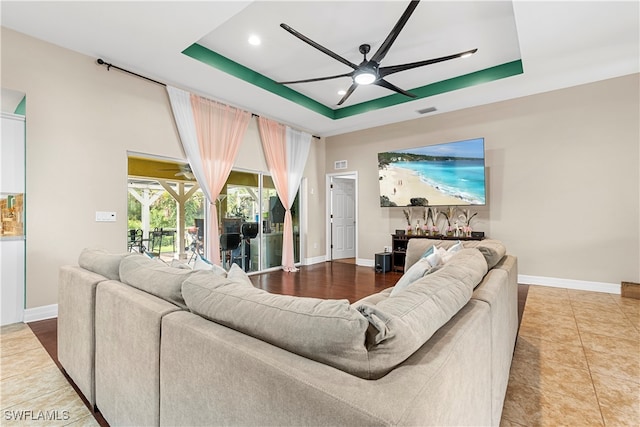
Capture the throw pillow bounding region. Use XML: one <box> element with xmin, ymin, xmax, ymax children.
<box><xmin>226</xmin><ymin>263</ymin><xmax>253</xmax><ymax>287</ymax></box>
<box><xmin>438</xmin><ymin>241</ymin><xmax>463</xmax><ymax>264</ymax></box>
<box><xmin>420</xmin><ymin>244</ymin><xmax>435</xmax><ymax>259</ymax></box>
<box><xmin>193</xmin><ymin>255</ymin><xmax>227</xmax><ymax>276</ymax></box>
<box><xmin>424</xmin><ymin>247</ymin><xmax>442</xmax><ymax>268</ymax></box>
<box><xmin>390</xmin><ymin>246</ymin><xmax>440</xmax><ymax>297</ymax></box>
<box><xmin>449</xmin><ymin>240</ymin><xmax>463</xmax><ymax>253</ymax></box>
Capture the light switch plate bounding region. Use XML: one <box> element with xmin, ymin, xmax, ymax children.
<box><xmin>96</xmin><ymin>211</ymin><xmax>116</xmax><ymax>222</ymax></box>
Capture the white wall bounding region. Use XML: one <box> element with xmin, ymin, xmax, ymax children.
<box><xmin>1</xmin><ymin>27</ymin><xmax>326</xmax><ymax>309</ymax></box>
<box><xmin>326</xmin><ymin>74</ymin><xmax>640</xmax><ymax>286</ymax></box>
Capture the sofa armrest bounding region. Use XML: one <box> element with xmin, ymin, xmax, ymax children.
<box><xmin>471</xmin><ymin>255</ymin><xmax>519</xmax><ymax>425</ymax></box>
<box><xmin>58</xmin><ymin>265</ymin><xmax>109</xmax><ymax>406</ymax></box>
<box><xmin>95</xmin><ymin>281</ymin><xmax>181</xmax><ymax>427</ymax></box>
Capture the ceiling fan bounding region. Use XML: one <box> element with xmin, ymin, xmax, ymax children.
<box><xmin>159</xmin><ymin>164</ymin><xmax>195</xmax><ymax>180</ymax></box>
<box><xmin>277</xmin><ymin>0</ymin><xmax>477</xmax><ymax>105</ymax></box>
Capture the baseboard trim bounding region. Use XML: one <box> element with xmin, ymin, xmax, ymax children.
<box><xmin>304</xmin><ymin>255</ymin><xmax>327</xmax><ymax>265</ymax></box>
<box><xmin>357</xmin><ymin>258</ymin><xmax>374</xmax><ymax>268</ymax></box>
<box><xmin>23</xmin><ymin>304</ymin><xmax>58</xmax><ymax>323</ymax></box>
<box><xmin>518</xmin><ymin>275</ymin><xmax>620</xmax><ymax>294</ymax></box>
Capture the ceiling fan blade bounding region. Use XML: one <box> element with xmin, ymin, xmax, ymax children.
<box><xmin>337</xmin><ymin>83</ymin><xmax>358</xmax><ymax>106</ymax></box>
<box><xmin>277</xmin><ymin>72</ymin><xmax>353</xmax><ymax>85</ymax></box>
<box><xmin>379</xmin><ymin>49</ymin><xmax>478</xmax><ymax>78</ymax></box>
<box><xmin>280</xmin><ymin>23</ymin><xmax>358</xmax><ymax>70</ymax></box>
<box><xmin>370</xmin><ymin>0</ymin><xmax>420</xmax><ymax>63</ymax></box>
<box><xmin>375</xmin><ymin>79</ymin><xmax>417</xmax><ymax>98</ymax></box>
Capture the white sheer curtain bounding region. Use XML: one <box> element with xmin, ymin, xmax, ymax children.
<box><xmin>285</xmin><ymin>127</ymin><xmax>312</xmax><ymax>206</ymax></box>
<box><xmin>166</xmin><ymin>87</ymin><xmax>212</xmax><ymax>203</ymax></box>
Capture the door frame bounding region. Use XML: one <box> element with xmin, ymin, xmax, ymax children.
<box><xmin>325</xmin><ymin>171</ymin><xmax>358</xmax><ymax>262</ymax></box>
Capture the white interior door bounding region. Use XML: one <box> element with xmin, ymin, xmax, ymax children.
<box><xmin>331</xmin><ymin>177</ymin><xmax>356</xmax><ymax>260</ymax></box>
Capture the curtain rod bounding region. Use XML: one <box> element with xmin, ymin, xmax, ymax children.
<box><xmin>96</xmin><ymin>58</ymin><xmax>320</xmax><ymax>139</ymax></box>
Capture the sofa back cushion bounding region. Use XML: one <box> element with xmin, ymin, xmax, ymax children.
<box><xmin>355</xmin><ymin>248</ymin><xmax>488</xmax><ymax>378</ymax></box>
<box><xmin>79</xmin><ymin>248</ymin><xmax>130</xmax><ymax>280</ymax></box>
<box><xmin>182</xmin><ymin>271</ymin><xmax>372</xmax><ymax>378</ymax></box>
<box><xmin>183</xmin><ymin>248</ymin><xmax>488</xmax><ymax>380</ymax></box>
<box><xmin>119</xmin><ymin>255</ymin><xmax>196</xmax><ymax>309</ymax></box>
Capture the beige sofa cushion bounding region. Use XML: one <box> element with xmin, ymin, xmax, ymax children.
<box><xmin>182</xmin><ymin>272</ymin><xmax>372</xmax><ymax>378</ymax></box>
<box><xmin>356</xmin><ymin>248</ymin><xmax>488</xmax><ymax>378</ymax></box>
<box><xmin>78</xmin><ymin>248</ymin><xmax>129</xmax><ymax>280</ymax></box>
<box><xmin>182</xmin><ymin>248</ymin><xmax>489</xmax><ymax>380</ymax></box>
<box><xmin>119</xmin><ymin>255</ymin><xmax>195</xmax><ymax>309</ymax></box>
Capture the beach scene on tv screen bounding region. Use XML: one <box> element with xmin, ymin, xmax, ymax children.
<box><xmin>378</xmin><ymin>138</ymin><xmax>486</xmax><ymax>207</ymax></box>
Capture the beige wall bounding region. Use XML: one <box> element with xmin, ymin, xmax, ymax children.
<box><xmin>326</xmin><ymin>74</ymin><xmax>640</xmax><ymax>285</ymax></box>
<box><xmin>3</xmin><ymin>25</ymin><xmax>637</xmax><ymax>310</ymax></box>
<box><xmin>1</xmin><ymin>28</ymin><xmax>325</xmax><ymax>309</ymax></box>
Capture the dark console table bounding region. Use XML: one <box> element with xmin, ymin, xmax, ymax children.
<box><xmin>391</xmin><ymin>234</ymin><xmax>485</xmax><ymax>272</ymax></box>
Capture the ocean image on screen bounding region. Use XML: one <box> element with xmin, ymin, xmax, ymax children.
<box><xmin>378</xmin><ymin>138</ymin><xmax>486</xmax><ymax>207</ymax></box>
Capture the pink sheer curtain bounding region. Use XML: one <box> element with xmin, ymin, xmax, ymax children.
<box><xmin>190</xmin><ymin>95</ymin><xmax>251</xmax><ymax>265</ymax></box>
<box><xmin>257</xmin><ymin>117</ymin><xmax>297</xmax><ymax>272</ymax></box>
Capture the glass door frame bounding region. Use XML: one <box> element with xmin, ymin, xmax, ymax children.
<box><xmin>219</xmin><ymin>167</ymin><xmax>304</xmax><ymax>274</ymax></box>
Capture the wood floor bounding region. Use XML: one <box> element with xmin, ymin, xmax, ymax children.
<box><xmin>24</xmin><ymin>261</ymin><xmax>529</xmax><ymax>426</ymax></box>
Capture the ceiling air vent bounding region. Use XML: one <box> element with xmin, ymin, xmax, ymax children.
<box><xmin>416</xmin><ymin>107</ymin><xmax>437</xmax><ymax>115</ymax></box>
<box><xmin>334</xmin><ymin>160</ymin><xmax>348</xmax><ymax>170</ymax></box>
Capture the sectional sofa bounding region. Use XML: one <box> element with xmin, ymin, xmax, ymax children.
<box><xmin>58</xmin><ymin>239</ymin><xmax>517</xmax><ymax>426</ymax></box>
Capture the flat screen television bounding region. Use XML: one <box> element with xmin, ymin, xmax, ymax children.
<box><xmin>378</xmin><ymin>138</ymin><xmax>486</xmax><ymax>207</ymax></box>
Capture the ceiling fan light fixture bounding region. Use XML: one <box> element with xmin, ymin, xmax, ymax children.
<box><xmin>354</xmin><ymin>70</ymin><xmax>376</xmax><ymax>85</ymax></box>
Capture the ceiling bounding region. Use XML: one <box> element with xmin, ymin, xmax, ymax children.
<box><xmin>1</xmin><ymin>1</ymin><xmax>638</xmax><ymax>137</ymax></box>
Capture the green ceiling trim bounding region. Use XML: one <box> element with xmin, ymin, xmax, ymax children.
<box><xmin>14</xmin><ymin>96</ymin><xmax>26</xmax><ymax>116</ymax></box>
<box><xmin>334</xmin><ymin>60</ymin><xmax>523</xmax><ymax>119</ymax></box>
<box><xmin>183</xmin><ymin>43</ymin><xmax>334</xmax><ymax>118</ymax></box>
<box><xmin>183</xmin><ymin>43</ymin><xmax>523</xmax><ymax>121</ymax></box>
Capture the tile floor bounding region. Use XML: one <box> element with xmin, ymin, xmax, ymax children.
<box><xmin>0</xmin><ymin>285</ymin><xmax>638</xmax><ymax>427</ymax></box>
<box><xmin>0</xmin><ymin>323</ymin><xmax>98</xmax><ymax>426</ymax></box>
<box><xmin>501</xmin><ymin>286</ymin><xmax>639</xmax><ymax>426</ymax></box>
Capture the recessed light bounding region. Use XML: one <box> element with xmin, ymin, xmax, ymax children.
<box><xmin>337</xmin><ymin>90</ymin><xmax>346</xmax><ymax>96</ymax></box>
<box><xmin>248</xmin><ymin>35</ymin><xmax>261</xmax><ymax>46</ymax></box>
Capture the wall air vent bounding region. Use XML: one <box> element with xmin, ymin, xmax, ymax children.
<box><xmin>334</xmin><ymin>160</ymin><xmax>348</xmax><ymax>170</ymax></box>
<box><xmin>416</xmin><ymin>106</ymin><xmax>437</xmax><ymax>115</ymax></box>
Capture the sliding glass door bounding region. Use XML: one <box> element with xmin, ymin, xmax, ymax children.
<box><xmin>127</xmin><ymin>155</ymin><xmax>300</xmax><ymax>272</ymax></box>
<box><xmin>220</xmin><ymin>170</ymin><xmax>299</xmax><ymax>272</ymax></box>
